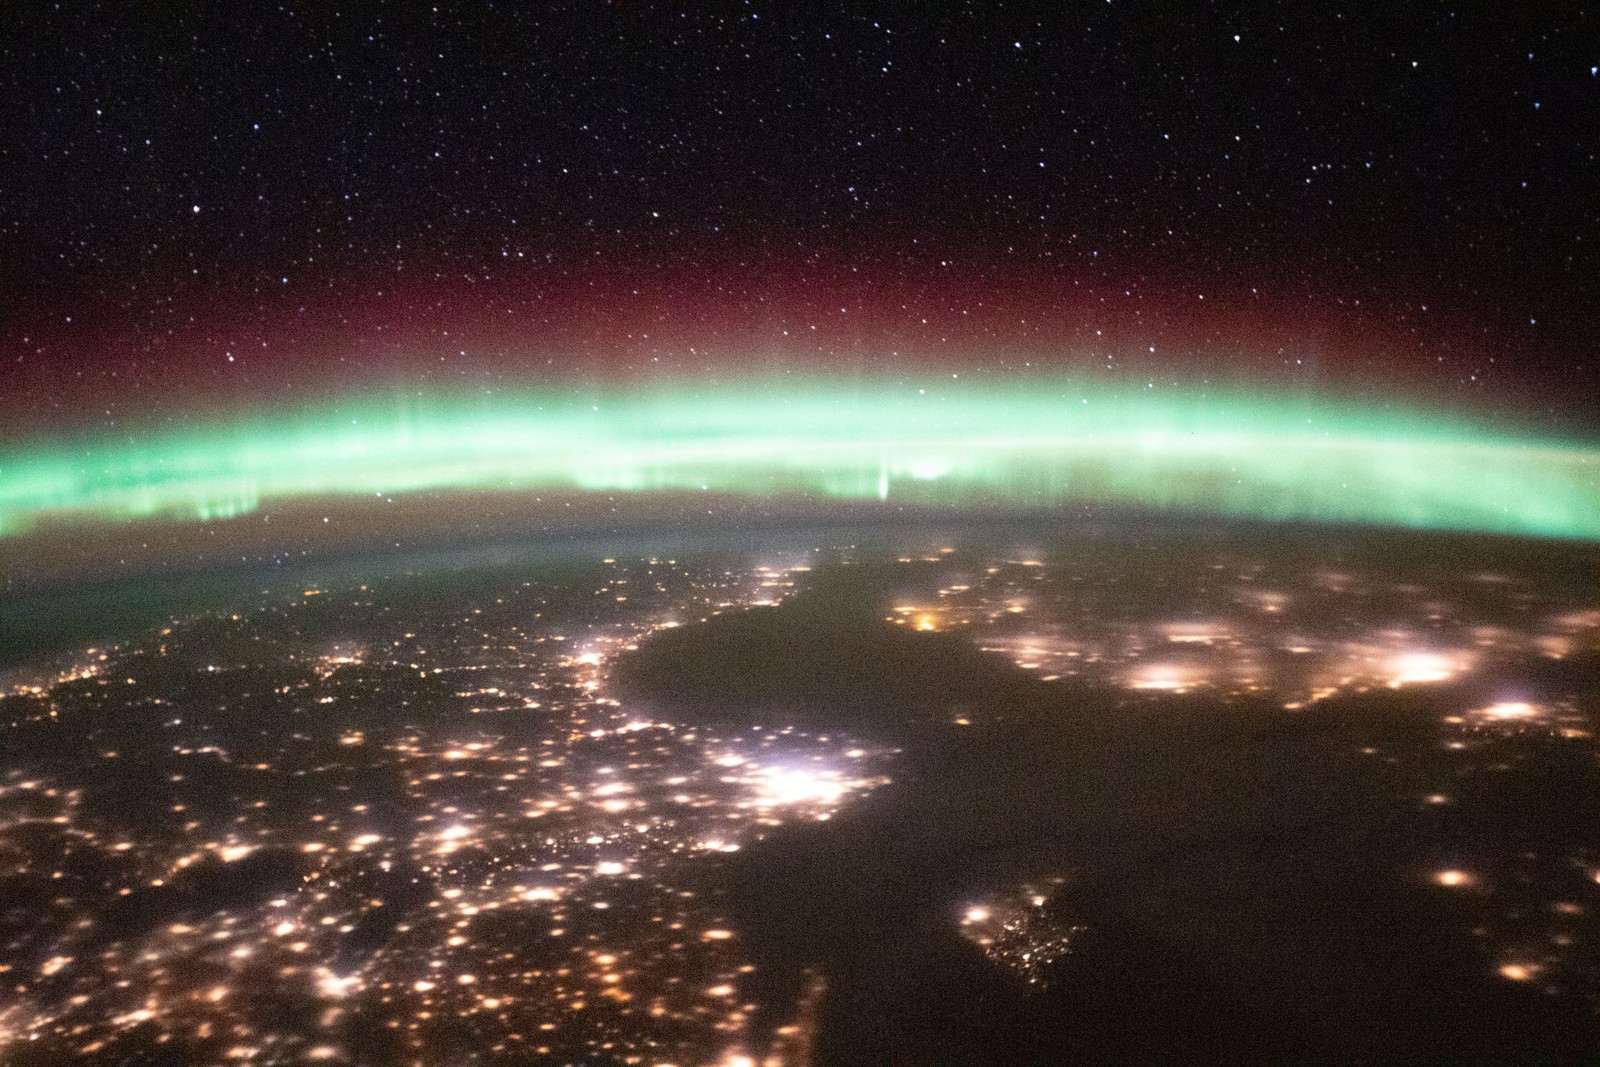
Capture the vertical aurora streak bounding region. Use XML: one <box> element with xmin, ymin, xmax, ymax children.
<box><xmin>2</xmin><ymin>379</ymin><xmax>1597</xmax><ymax>541</ymax></box>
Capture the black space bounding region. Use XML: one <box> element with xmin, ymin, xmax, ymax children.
<box><xmin>1</xmin><ymin>4</ymin><xmax>1596</xmax><ymax>414</ymax></box>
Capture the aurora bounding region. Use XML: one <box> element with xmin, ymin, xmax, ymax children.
<box><xmin>3</xmin><ymin>377</ymin><xmax>1598</xmax><ymax>541</ymax></box>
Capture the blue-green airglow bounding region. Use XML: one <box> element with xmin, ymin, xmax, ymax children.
<box><xmin>2</xmin><ymin>379</ymin><xmax>1597</xmax><ymax>540</ymax></box>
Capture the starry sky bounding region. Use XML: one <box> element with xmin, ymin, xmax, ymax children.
<box><xmin>2</xmin><ymin>2</ymin><xmax>1596</xmax><ymax>435</ymax></box>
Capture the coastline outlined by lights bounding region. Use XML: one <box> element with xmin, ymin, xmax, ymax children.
<box><xmin>3</xmin><ymin>376</ymin><xmax>1598</xmax><ymax>541</ymax></box>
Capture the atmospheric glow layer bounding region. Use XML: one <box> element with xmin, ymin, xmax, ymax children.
<box><xmin>2</xmin><ymin>379</ymin><xmax>1597</xmax><ymax>540</ymax></box>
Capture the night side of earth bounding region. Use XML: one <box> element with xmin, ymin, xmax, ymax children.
<box><xmin>2</xmin><ymin>519</ymin><xmax>1600</xmax><ymax>1064</ymax></box>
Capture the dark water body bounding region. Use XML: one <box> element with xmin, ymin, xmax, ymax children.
<box><xmin>712</xmin><ymin>714</ymin><xmax>1600</xmax><ymax>1064</ymax></box>
<box><xmin>616</xmin><ymin>553</ymin><xmax>1600</xmax><ymax>1064</ymax></box>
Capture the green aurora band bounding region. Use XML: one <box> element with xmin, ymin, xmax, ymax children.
<box><xmin>3</xmin><ymin>379</ymin><xmax>1598</xmax><ymax>541</ymax></box>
